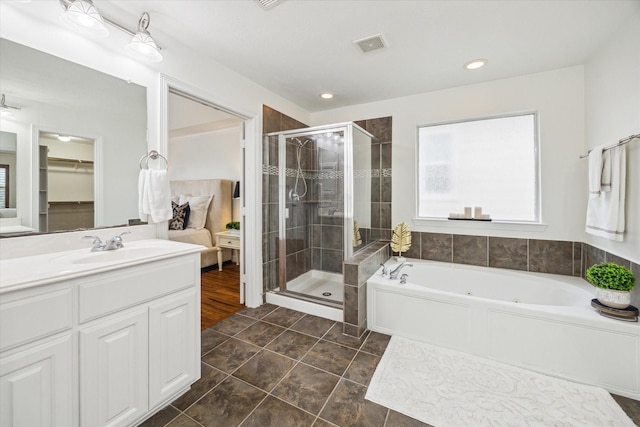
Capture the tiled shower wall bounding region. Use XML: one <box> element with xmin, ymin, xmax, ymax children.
<box><xmin>261</xmin><ymin>107</ymin><xmax>394</xmax><ymax>293</ymax></box>
<box><xmin>262</xmin><ymin>106</ymin><xmax>308</xmax><ymax>292</ymax></box>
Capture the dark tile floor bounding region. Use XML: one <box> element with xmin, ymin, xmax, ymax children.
<box><xmin>142</xmin><ymin>304</ymin><xmax>640</xmax><ymax>427</ymax></box>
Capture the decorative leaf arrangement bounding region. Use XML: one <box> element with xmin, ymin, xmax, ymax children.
<box><xmin>353</xmin><ymin>220</ymin><xmax>362</xmax><ymax>248</ymax></box>
<box><xmin>391</xmin><ymin>222</ymin><xmax>411</xmax><ymax>256</ymax></box>
<box><xmin>586</xmin><ymin>262</ymin><xmax>635</xmax><ymax>291</ymax></box>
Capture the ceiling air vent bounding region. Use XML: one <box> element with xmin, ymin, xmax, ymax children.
<box><xmin>353</xmin><ymin>34</ymin><xmax>386</xmax><ymax>53</ymax></box>
<box><xmin>256</xmin><ymin>0</ymin><xmax>285</xmax><ymax>10</ymax></box>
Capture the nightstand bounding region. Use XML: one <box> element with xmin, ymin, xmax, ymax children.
<box><xmin>215</xmin><ymin>231</ymin><xmax>240</xmax><ymax>271</ymax></box>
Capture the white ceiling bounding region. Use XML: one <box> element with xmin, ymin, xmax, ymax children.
<box><xmin>96</xmin><ymin>0</ymin><xmax>639</xmax><ymax>113</ymax></box>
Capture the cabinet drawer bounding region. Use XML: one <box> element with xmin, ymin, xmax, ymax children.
<box><xmin>220</xmin><ymin>238</ymin><xmax>240</xmax><ymax>248</ymax></box>
<box><xmin>78</xmin><ymin>255</ymin><xmax>197</xmax><ymax>323</ymax></box>
<box><xmin>0</xmin><ymin>288</ymin><xmax>72</xmax><ymax>351</ymax></box>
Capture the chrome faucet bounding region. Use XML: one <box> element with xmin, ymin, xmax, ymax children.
<box><xmin>83</xmin><ymin>231</ymin><xmax>130</xmax><ymax>252</ymax></box>
<box><xmin>83</xmin><ymin>235</ymin><xmax>105</xmax><ymax>252</ymax></box>
<box><xmin>379</xmin><ymin>263</ymin><xmax>389</xmax><ymax>277</ymax></box>
<box><xmin>103</xmin><ymin>231</ymin><xmax>131</xmax><ymax>250</ymax></box>
<box><xmin>389</xmin><ymin>262</ymin><xmax>413</xmax><ymax>279</ymax></box>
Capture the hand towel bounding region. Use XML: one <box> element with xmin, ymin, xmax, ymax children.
<box><xmin>600</xmin><ymin>149</ymin><xmax>612</xmax><ymax>192</ymax></box>
<box><xmin>138</xmin><ymin>168</ymin><xmax>172</xmax><ymax>223</ymax></box>
<box><xmin>585</xmin><ymin>146</ymin><xmax>626</xmax><ymax>241</ymax></box>
<box><xmin>588</xmin><ymin>145</ymin><xmax>605</xmax><ymax>196</ymax></box>
<box><xmin>138</xmin><ymin>169</ymin><xmax>149</xmax><ymax>222</ymax></box>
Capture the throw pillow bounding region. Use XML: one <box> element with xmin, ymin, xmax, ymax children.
<box><xmin>179</xmin><ymin>194</ymin><xmax>213</xmax><ymax>229</ymax></box>
<box><xmin>169</xmin><ymin>201</ymin><xmax>190</xmax><ymax>230</ymax></box>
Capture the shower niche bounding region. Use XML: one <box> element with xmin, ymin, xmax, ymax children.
<box><xmin>264</xmin><ymin>123</ymin><xmax>374</xmax><ymax>308</ymax></box>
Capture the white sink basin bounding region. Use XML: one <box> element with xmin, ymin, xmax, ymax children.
<box><xmin>68</xmin><ymin>247</ymin><xmax>168</xmax><ymax>264</ymax></box>
<box><xmin>1</xmin><ymin>239</ymin><xmax>204</xmax><ymax>293</ymax></box>
<box><xmin>50</xmin><ymin>244</ymin><xmax>172</xmax><ymax>265</ymax></box>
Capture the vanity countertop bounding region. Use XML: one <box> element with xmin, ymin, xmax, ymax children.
<box><xmin>0</xmin><ymin>239</ymin><xmax>204</xmax><ymax>294</ymax></box>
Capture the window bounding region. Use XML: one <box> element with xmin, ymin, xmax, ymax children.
<box><xmin>0</xmin><ymin>165</ymin><xmax>8</xmax><ymax>208</ymax></box>
<box><xmin>417</xmin><ymin>113</ymin><xmax>539</xmax><ymax>222</ymax></box>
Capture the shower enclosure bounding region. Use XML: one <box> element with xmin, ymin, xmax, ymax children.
<box><xmin>263</xmin><ymin>123</ymin><xmax>373</xmax><ymax>308</ymax></box>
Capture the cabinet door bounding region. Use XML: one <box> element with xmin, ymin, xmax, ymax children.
<box><xmin>148</xmin><ymin>289</ymin><xmax>199</xmax><ymax>408</ymax></box>
<box><xmin>0</xmin><ymin>334</ymin><xmax>73</xmax><ymax>427</ymax></box>
<box><xmin>80</xmin><ymin>308</ymin><xmax>148</xmax><ymax>427</ymax></box>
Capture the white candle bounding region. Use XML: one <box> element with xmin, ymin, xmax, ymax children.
<box><xmin>464</xmin><ymin>207</ymin><xmax>472</xmax><ymax>218</ymax></box>
<box><xmin>474</xmin><ymin>207</ymin><xmax>482</xmax><ymax>218</ymax></box>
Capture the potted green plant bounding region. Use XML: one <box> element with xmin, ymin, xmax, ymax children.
<box><xmin>586</xmin><ymin>262</ymin><xmax>635</xmax><ymax>309</ymax></box>
<box><xmin>225</xmin><ymin>221</ymin><xmax>240</xmax><ymax>233</ymax></box>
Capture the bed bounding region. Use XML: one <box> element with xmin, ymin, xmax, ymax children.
<box><xmin>168</xmin><ymin>179</ymin><xmax>233</xmax><ymax>269</ymax></box>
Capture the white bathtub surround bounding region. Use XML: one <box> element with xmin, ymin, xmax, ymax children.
<box><xmin>366</xmin><ymin>336</ymin><xmax>635</xmax><ymax>427</ymax></box>
<box><xmin>367</xmin><ymin>259</ymin><xmax>640</xmax><ymax>400</ymax></box>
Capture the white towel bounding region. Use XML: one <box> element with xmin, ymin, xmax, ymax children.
<box><xmin>585</xmin><ymin>146</ymin><xmax>626</xmax><ymax>241</ymax></box>
<box><xmin>601</xmin><ymin>149</ymin><xmax>612</xmax><ymax>192</ymax></box>
<box><xmin>138</xmin><ymin>169</ymin><xmax>149</xmax><ymax>221</ymax></box>
<box><xmin>138</xmin><ymin>169</ymin><xmax>172</xmax><ymax>223</ymax></box>
<box><xmin>588</xmin><ymin>145</ymin><xmax>606</xmax><ymax>195</ymax></box>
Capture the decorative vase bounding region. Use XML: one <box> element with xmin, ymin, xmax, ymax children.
<box><xmin>395</xmin><ymin>256</ymin><xmax>406</xmax><ymax>262</ymax></box>
<box><xmin>596</xmin><ymin>288</ymin><xmax>631</xmax><ymax>309</ymax></box>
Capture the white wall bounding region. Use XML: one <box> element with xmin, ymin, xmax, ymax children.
<box><xmin>312</xmin><ymin>66</ymin><xmax>586</xmax><ymax>241</ymax></box>
<box><xmin>169</xmin><ymin>127</ymin><xmax>243</xmax><ymax>222</ymax></box>
<box><xmin>41</xmin><ymin>137</ymin><xmax>94</xmax><ymax>202</ymax></box>
<box><xmin>168</xmin><ymin>127</ymin><xmax>241</xmax><ymax>182</ymax></box>
<box><xmin>584</xmin><ymin>15</ymin><xmax>640</xmax><ymax>263</ymax></box>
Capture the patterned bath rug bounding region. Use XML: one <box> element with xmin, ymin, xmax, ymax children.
<box><xmin>365</xmin><ymin>336</ymin><xmax>635</xmax><ymax>427</ymax></box>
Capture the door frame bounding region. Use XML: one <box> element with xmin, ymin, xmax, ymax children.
<box><xmin>158</xmin><ymin>74</ymin><xmax>262</xmax><ymax>307</ymax></box>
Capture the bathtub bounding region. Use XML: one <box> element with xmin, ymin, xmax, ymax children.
<box><xmin>367</xmin><ymin>259</ymin><xmax>640</xmax><ymax>400</ymax></box>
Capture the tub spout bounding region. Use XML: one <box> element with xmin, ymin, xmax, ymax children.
<box><xmin>390</xmin><ymin>262</ymin><xmax>413</xmax><ymax>279</ymax></box>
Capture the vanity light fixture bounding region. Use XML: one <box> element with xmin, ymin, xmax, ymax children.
<box><xmin>0</xmin><ymin>94</ymin><xmax>21</xmax><ymax>119</ymax></box>
<box><xmin>126</xmin><ymin>12</ymin><xmax>163</xmax><ymax>62</ymax></box>
<box><xmin>464</xmin><ymin>58</ymin><xmax>488</xmax><ymax>70</ymax></box>
<box><xmin>59</xmin><ymin>0</ymin><xmax>109</xmax><ymax>37</ymax></box>
<box><xmin>320</xmin><ymin>93</ymin><xmax>334</xmax><ymax>99</ymax></box>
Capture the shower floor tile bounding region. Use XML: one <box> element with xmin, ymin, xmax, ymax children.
<box><xmin>286</xmin><ymin>270</ymin><xmax>344</xmax><ymax>302</ymax></box>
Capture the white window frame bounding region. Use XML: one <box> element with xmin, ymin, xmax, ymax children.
<box><xmin>415</xmin><ymin>112</ymin><xmax>542</xmax><ymax>227</ymax></box>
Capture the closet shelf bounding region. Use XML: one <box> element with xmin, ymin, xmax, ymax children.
<box><xmin>48</xmin><ymin>157</ymin><xmax>94</xmax><ymax>165</ymax></box>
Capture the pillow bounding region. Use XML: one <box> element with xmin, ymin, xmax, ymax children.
<box><xmin>169</xmin><ymin>201</ymin><xmax>190</xmax><ymax>230</ymax></box>
<box><xmin>179</xmin><ymin>194</ymin><xmax>213</xmax><ymax>229</ymax></box>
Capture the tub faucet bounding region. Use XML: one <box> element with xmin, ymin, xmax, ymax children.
<box><xmin>103</xmin><ymin>231</ymin><xmax>131</xmax><ymax>251</ymax></box>
<box><xmin>389</xmin><ymin>262</ymin><xmax>413</xmax><ymax>280</ymax></box>
<box><xmin>379</xmin><ymin>263</ymin><xmax>389</xmax><ymax>277</ymax></box>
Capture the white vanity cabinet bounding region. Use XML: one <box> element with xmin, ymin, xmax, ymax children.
<box><xmin>0</xmin><ymin>241</ymin><xmax>202</xmax><ymax>427</ymax></box>
<box><xmin>0</xmin><ymin>285</ymin><xmax>75</xmax><ymax>427</ymax></box>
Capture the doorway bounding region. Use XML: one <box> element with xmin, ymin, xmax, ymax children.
<box><xmin>39</xmin><ymin>131</ymin><xmax>95</xmax><ymax>232</ymax></box>
<box><xmin>164</xmin><ymin>81</ymin><xmax>253</xmax><ymax>328</ymax></box>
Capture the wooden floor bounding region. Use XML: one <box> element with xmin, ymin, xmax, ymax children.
<box><xmin>200</xmin><ymin>262</ymin><xmax>244</xmax><ymax>330</ymax></box>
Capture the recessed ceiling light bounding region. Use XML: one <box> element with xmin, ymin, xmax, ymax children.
<box><xmin>464</xmin><ymin>59</ymin><xmax>487</xmax><ymax>70</ymax></box>
<box><xmin>58</xmin><ymin>135</ymin><xmax>71</xmax><ymax>142</ymax></box>
<box><xmin>320</xmin><ymin>93</ymin><xmax>334</xmax><ymax>99</ymax></box>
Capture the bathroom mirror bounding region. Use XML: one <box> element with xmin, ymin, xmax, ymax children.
<box><xmin>0</xmin><ymin>38</ymin><xmax>147</xmax><ymax>236</ymax></box>
<box><xmin>0</xmin><ymin>131</ymin><xmax>18</xmax><ymax>218</ymax></box>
